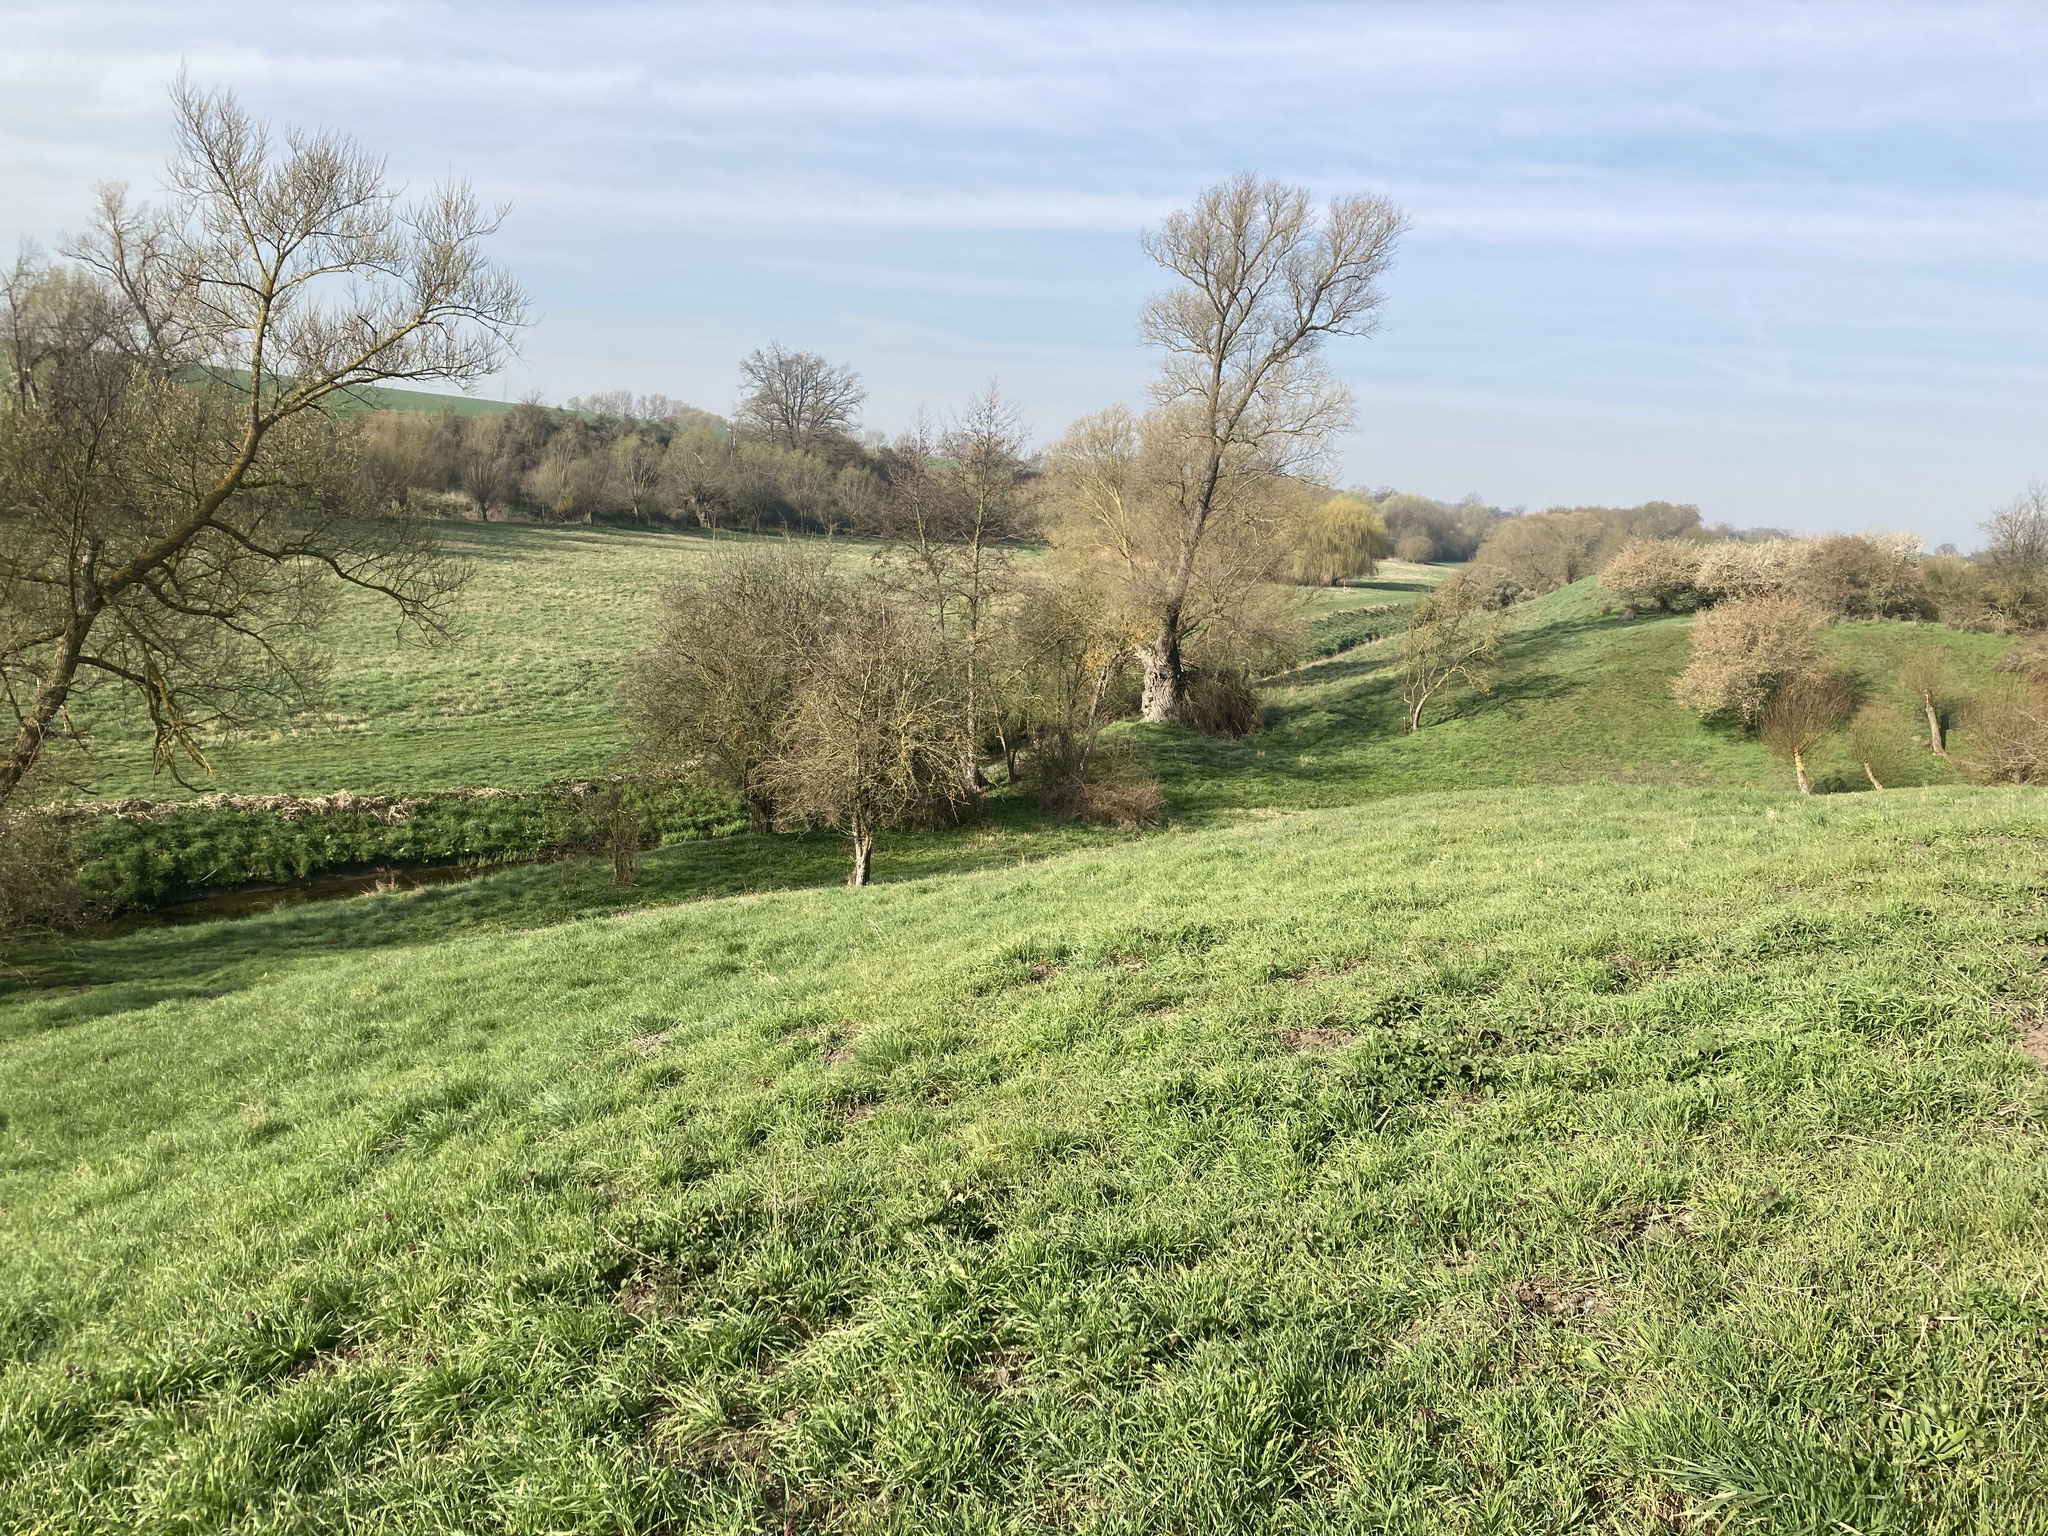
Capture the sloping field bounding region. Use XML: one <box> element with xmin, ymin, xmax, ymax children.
<box><xmin>6</xmin><ymin>784</ymin><xmax>2047</xmax><ymax>1532</ymax></box>
<box><xmin>57</xmin><ymin>525</ymin><xmax>837</xmax><ymax>800</ymax></box>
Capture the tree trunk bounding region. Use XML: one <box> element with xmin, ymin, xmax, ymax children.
<box><xmin>1140</xmin><ymin>622</ymin><xmax>1184</xmax><ymax>724</ymax></box>
<box><xmin>1793</xmin><ymin>749</ymin><xmax>1812</xmax><ymax>795</ymax></box>
<box><xmin>847</xmin><ymin>816</ymin><xmax>873</xmax><ymax>888</ymax></box>
<box><xmin>1922</xmin><ymin>693</ymin><xmax>1947</xmax><ymax>756</ymax></box>
<box><xmin>1861</xmin><ymin>759</ymin><xmax>1884</xmax><ymax>791</ymax></box>
<box><xmin>0</xmin><ymin>605</ymin><xmax>95</xmax><ymax>806</ymax></box>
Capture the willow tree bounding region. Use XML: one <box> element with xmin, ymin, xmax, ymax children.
<box><xmin>0</xmin><ymin>76</ymin><xmax>525</xmax><ymax>803</ymax></box>
<box><xmin>1115</xmin><ymin>175</ymin><xmax>1405</xmax><ymax>722</ymax></box>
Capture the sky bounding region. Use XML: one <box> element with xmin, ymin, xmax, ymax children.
<box><xmin>2</xmin><ymin>1</ymin><xmax>2043</xmax><ymax>546</ymax></box>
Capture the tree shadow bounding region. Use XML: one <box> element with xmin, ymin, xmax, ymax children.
<box><xmin>0</xmin><ymin>805</ymin><xmax>1121</xmax><ymax>1029</ymax></box>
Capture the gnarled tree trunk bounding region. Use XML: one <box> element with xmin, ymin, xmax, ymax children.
<box><xmin>1140</xmin><ymin>619</ymin><xmax>1183</xmax><ymax>723</ymax></box>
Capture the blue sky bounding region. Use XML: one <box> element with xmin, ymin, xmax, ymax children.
<box><xmin>2</xmin><ymin>1</ymin><xmax>2043</xmax><ymax>545</ymax></box>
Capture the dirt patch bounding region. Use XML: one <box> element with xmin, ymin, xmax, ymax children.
<box><xmin>1606</xmin><ymin>951</ymin><xmax>1647</xmax><ymax>985</ymax></box>
<box><xmin>1279</xmin><ymin>1026</ymin><xmax>1356</xmax><ymax>1052</ymax></box>
<box><xmin>1509</xmin><ymin>1275</ymin><xmax>1611</xmax><ymax>1320</ymax></box>
<box><xmin>2013</xmin><ymin>1006</ymin><xmax>2048</xmax><ymax>1070</ymax></box>
<box><xmin>1026</xmin><ymin>961</ymin><xmax>1064</xmax><ymax>983</ymax></box>
<box><xmin>965</xmin><ymin>1346</ymin><xmax>1032</xmax><ymax>1394</ymax></box>
<box><xmin>661</xmin><ymin>1423</ymin><xmax>774</xmax><ymax>1478</ymax></box>
<box><xmin>1104</xmin><ymin>956</ymin><xmax>1148</xmax><ymax>972</ymax></box>
<box><xmin>627</xmin><ymin>1032</ymin><xmax>667</xmax><ymax>1059</ymax></box>
<box><xmin>1599</xmin><ymin>1201</ymin><xmax>1696</xmax><ymax>1247</ymax></box>
<box><xmin>842</xmin><ymin>1099</ymin><xmax>878</xmax><ymax>1124</ymax></box>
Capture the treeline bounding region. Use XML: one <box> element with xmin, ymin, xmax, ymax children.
<box><xmin>358</xmin><ymin>345</ymin><xmax>908</xmax><ymax>533</ymax></box>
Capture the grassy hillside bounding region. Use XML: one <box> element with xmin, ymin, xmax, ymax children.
<box><xmin>5</xmin><ymin>785</ymin><xmax>2048</xmax><ymax>1531</ymax></box>
<box><xmin>1151</xmin><ymin>578</ymin><xmax>2005</xmax><ymax>813</ymax></box>
<box><xmin>59</xmin><ymin>524</ymin><xmax>830</xmax><ymax>800</ymax></box>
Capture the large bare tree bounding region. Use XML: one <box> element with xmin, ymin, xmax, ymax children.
<box><xmin>733</xmin><ymin>343</ymin><xmax>865</xmax><ymax>453</ymax></box>
<box><xmin>885</xmin><ymin>385</ymin><xmax>1034</xmax><ymax>790</ymax></box>
<box><xmin>1121</xmin><ymin>175</ymin><xmax>1405</xmax><ymax>721</ymax></box>
<box><xmin>0</xmin><ymin>77</ymin><xmax>525</xmax><ymax>804</ymax></box>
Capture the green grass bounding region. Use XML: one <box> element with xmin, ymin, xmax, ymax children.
<box><xmin>1147</xmin><ymin>579</ymin><xmax>2008</xmax><ymax>815</ymax></box>
<box><xmin>5</xmin><ymin>785</ymin><xmax>2048</xmax><ymax>1531</ymax></box>
<box><xmin>60</xmin><ymin>524</ymin><xmax>854</xmax><ymax>800</ymax></box>
<box><xmin>12</xmin><ymin>537</ymin><xmax>2048</xmax><ymax>1530</ymax></box>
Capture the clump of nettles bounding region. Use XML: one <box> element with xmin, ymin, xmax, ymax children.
<box><xmin>0</xmin><ymin>808</ymin><xmax>89</xmax><ymax>936</ymax></box>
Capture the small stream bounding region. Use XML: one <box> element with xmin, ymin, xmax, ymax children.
<box><xmin>91</xmin><ymin>861</ymin><xmax>512</xmax><ymax>936</ymax></box>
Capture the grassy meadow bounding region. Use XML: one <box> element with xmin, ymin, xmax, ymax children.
<box><xmin>7</xmin><ymin>526</ymin><xmax>2047</xmax><ymax>1532</ymax></box>
<box><xmin>58</xmin><ymin>524</ymin><xmax>812</xmax><ymax>801</ymax></box>
<box><xmin>6</xmin><ymin>787</ymin><xmax>2048</xmax><ymax>1532</ymax></box>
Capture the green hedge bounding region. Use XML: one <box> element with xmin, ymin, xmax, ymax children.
<box><xmin>64</xmin><ymin>780</ymin><xmax>747</xmax><ymax>910</ymax></box>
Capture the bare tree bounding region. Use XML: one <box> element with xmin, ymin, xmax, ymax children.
<box><xmin>624</xmin><ymin>542</ymin><xmax>839</xmax><ymax>831</ymax></box>
<box><xmin>451</xmin><ymin>415</ymin><xmax>514</xmax><ymax>520</ymax></box>
<box><xmin>1760</xmin><ymin>669</ymin><xmax>1854</xmax><ymax>794</ymax></box>
<box><xmin>0</xmin><ymin>77</ymin><xmax>524</xmax><ymax>804</ymax></box>
<box><xmin>1121</xmin><ymin>175</ymin><xmax>1406</xmax><ymax>721</ymax></box>
<box><xmin>733</xmin><ymin>343</ymin><xmax>865</xmax><ymax>453</ymax></box>
<box><xmin>1847</xmin><ymin>704</ymin><xmax>1913</xmax><ymax>790</ymax></box>
<box><xmin>886</xmin><ymin>386</ymin><xmax>1034</xmax><ymax>790</ymax></box>
<box><xmin>1399</xmin><ymin>578</ymin><xmax>1501</xmax><ymax>732</ymax></box>
<box><xmin>765</xmin><ymin>575</ymin><xmax>967</xmax><ymax>886</ymax></box>
<box><xmin>1048</xmin><ymin>403</ymin><xmax>1309</xmax><ymax>729</ymax></box>
<box><xmin>1899</xmin><ymin>647</ymin><xmax>1963</xmax><ymax>758</ymax></box>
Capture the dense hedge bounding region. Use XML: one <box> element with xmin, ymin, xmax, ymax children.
<box><xmin>63</xmin><ymin>779</ymin><xmax>747</xmax><ymax>910</ymax></box>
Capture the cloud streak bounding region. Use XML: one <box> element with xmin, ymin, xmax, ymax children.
<box><xmin>1</xmin><ymin>0</ymin><xmax>2043</xmax><ymax>538</ymax></box>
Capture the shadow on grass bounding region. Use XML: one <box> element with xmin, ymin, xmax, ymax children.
<box><xmin>0</xmin><ymin>800</ymin><xmax>1130</xmax><ymax>1028</ymax></box>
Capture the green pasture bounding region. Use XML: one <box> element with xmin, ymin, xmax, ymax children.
<box><xmin>10</xmin><ymin>523</ymin><xmax>2047</xmax><ymax>1531</ymax></box>
<box><xmin>5</xmin><ymin>785</ymin><xmax>2048</xmax><ymax>1531</ymax></box>
<box><xmin>59</xmin><ymin>524</ymin><xmax>856</xmax><ymax>801</ymax></box>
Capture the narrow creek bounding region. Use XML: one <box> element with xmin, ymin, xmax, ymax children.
<box><xmin>90</xmin><ymin>861</ymin><xmax>512</xmax><ymax>936</ymax></box>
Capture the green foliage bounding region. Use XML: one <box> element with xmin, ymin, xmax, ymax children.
<box><xmin>1289</xmin><ymin>493</ymin><xmax>1390</xmax><ymax>585</ymax></box>
<box><xmin>63</xmin><ymin>779</ymin><xmax>743</xmax><ymax>910</ymax></box>
<box><xmin>5</xmin><ymin>787</ymin><xmax>2048</xmax><ymax>1529</ymax></box>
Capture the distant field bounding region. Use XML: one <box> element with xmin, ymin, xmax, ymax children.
<box><xmin>56</xmin><ymin>536</ymin><xmax>1446</xmax><ymax>803</ymax></box>
<box><xmin>6</xmin><ymin>785</ymin><xmax>2048</xmax><ymax>1530</ymax></box>
<box><xmin>61</xmin><ymin>524</ymin><xmax>839</xmax><ymax>800</ymax></box>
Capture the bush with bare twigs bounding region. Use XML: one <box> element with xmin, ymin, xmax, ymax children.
<box><xmin>1759</xmin><ymin>669</ymin><xmax>1855</xmax><ymax>794</ymax></box>
<box><xmin>1600</xmin><ymin>539</ymin><xmax>1704</xmax><ymax>613</ymax></box>
<box><xmin>0</xmin><ymin>808</ymin><xmax>89</xmax><ymax>936</ymax></box>
<box><xmin>1180</xmin><ymin>667</ymin><xmax>1266</xmax><ymax>739</ymax></box>
<box><xmin>1671</xmin><ymin>594</ymin><xmax>1824</xmax><ymax>727</ymax></box>
<box><xmin>1964</xmin><ymin>679</ymin><xmax>2048</xmax><ymax>785</ymax></box>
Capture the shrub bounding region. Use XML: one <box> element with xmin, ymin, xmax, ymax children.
<box><xmin>0</xmin><ymin>808</ymin><xmax>90</xmax><ymax>935</ymax></box>
<box><xmin>1394</xmin><ymin>533</ymin><xmax>1434</xmax><ymax>563</ymax></box>
<box><xmin>1038</xmin><ymin>763</ymin><xmax>1166</xmax><ymax>828</ymax></box>
<box><xmin>1965</xmin><ymin>678</ymin><xmax>2048</xmax><ymax>784</ymax></box>
<box><xmin>1600</xmin><ymin>539</ymin><xmax>1703</xmax><ymax>612</ymax></box>
<box><xmin>1794</xmin><ymin>533</ymin><xmax>1930</xmax><ymax>620</ymax></box>
<box><xmin>1693</xmin><ymin>539</ymin><xmax>1805</xmax><ymax>604</ymax></box>
<box><xmin>1180</xmin><ymin>666</ymin><xmax>1265</xmax><ymax>739</ymax></box>
<box><xmin>1672</xmin><ymin>593</ymin><xmax>1824</xmax><ymax>726</ymax></box>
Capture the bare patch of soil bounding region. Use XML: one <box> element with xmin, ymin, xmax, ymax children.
<box><xmin>1279</xmin><ymin>1026</ymin><xmax>1355</xmax><ymax>1052</ymax></box>
<box><xmin>1509</xmin><ymin>1275</ymin><xmax>1611</xmax><ymax>1320</ymax></box>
